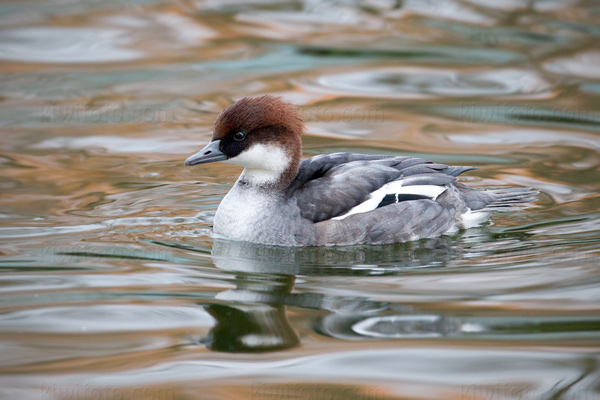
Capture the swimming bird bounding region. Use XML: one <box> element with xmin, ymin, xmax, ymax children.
<box><xmin>185</xmin><ymin>95</ymin><xmax>536</xmax><ymax>246</ymax></box>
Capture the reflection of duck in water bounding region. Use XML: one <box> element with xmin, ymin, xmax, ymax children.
<box><xmin>203</xmin><ymin>239</ymin><xmax>453</xmax><ymax>353</ymax></box>
<box><xmin>203</xmin><ymin>274</ymin><xmax>300</xmax><ymax>353</ymax></box>
<box><xmin>203</xmin><ymin>239</ymin><xmax>584</xmax><ymax>352</ymax></box>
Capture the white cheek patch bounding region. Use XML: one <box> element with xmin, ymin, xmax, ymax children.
<box><xmin>332</xmin><ymin>180</ymin><xmax>447</xmax><ymax>220</ymax></box>
<box><xmin>225</xmin><ymin>143</ymin><xmax>290</xmax><ymax>184</ymax></box>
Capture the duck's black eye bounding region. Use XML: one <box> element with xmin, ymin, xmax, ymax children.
<box><xmin>234</xmin><ymin>131</ymin><xmax>247</xmax><ymax>141</ymax></box>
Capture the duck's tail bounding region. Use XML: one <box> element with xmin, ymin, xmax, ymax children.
<box><xmin>453</xmin><ymin>185</ymin><xmax>538</xmax><ymax>229</ymax></box>
<box><xmin>455</xmin><ymin>183</ymin><xmax>538</xmax><ymax>212</ymax></box>
<box><xmin>482</xmin><ymin>187</ymin><xmax>539</xmax><ymax>211</ymax></box>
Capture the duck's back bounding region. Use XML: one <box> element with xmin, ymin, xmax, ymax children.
<box><xmin>285</xmin><ymin>153</ymin><xmax>536</xmax><ymax>246</ymax></box>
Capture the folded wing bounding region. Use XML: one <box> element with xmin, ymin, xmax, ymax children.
<box><xmin>286</xmin><ymin>152</ymin><xmax>476</xmax><ymax>223</ymax></box>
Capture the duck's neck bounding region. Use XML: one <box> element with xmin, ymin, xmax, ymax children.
<box><xmin>231</xmin><ymin>142</ymin><xmax>301</xmax><ymax>194</ymax></box>
<box><xmin>238</xmin><ymin>161</ymin><xmax>299</xmax><ymax>193</ymax></box>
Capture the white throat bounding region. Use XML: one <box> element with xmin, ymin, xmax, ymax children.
<box><xmin>224</xmin><ymin>143</ymin><xmax>290</xmax><ymax>185</ymax></box>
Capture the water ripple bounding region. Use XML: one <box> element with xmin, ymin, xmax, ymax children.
<box><xmin>300</xmin><ymin>67</ymin><xmax>553</xmax><ymax>99</ymax></box>
<box><xmin>0</xmin><ymin>305</ymin><xmax>214</xmax><ymax>333</ymax></box>
<box><xmin>0</xmin><ymin>27</ymin><xmax>143</xmax><ymax>63</ymax></box>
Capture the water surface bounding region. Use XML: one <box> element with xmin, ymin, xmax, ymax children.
<box><xmin>0</xmin><ymin>1</ymin><xmax>599</xmax><ymax>399</ymax></box>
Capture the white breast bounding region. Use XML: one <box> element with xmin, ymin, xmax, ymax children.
<box><xmin>213</xmin><ymin>184</ymin><xmax>277</xmax><ymax>241</ymax></box>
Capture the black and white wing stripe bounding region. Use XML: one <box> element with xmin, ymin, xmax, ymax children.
<box><xmin>331</xmin><ymin>178</ymin><xmax>448</xmax><ymax>220</ymax></box>
<box><xmin>287</xmin><ymin>152</ymin><xmax>475</xmax><ymax>223</ymax></box>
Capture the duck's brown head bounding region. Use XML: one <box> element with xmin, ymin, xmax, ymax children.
<box><xmin>185</xmin><ymin>96</ymin><xmax>304</xmax><ymax>188</ymax></box>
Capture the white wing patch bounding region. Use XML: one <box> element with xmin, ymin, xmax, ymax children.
<box><xmin>332</xmin><ymin>180</ymin><xmax>447</xmax><ymax>221</ymax></box>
